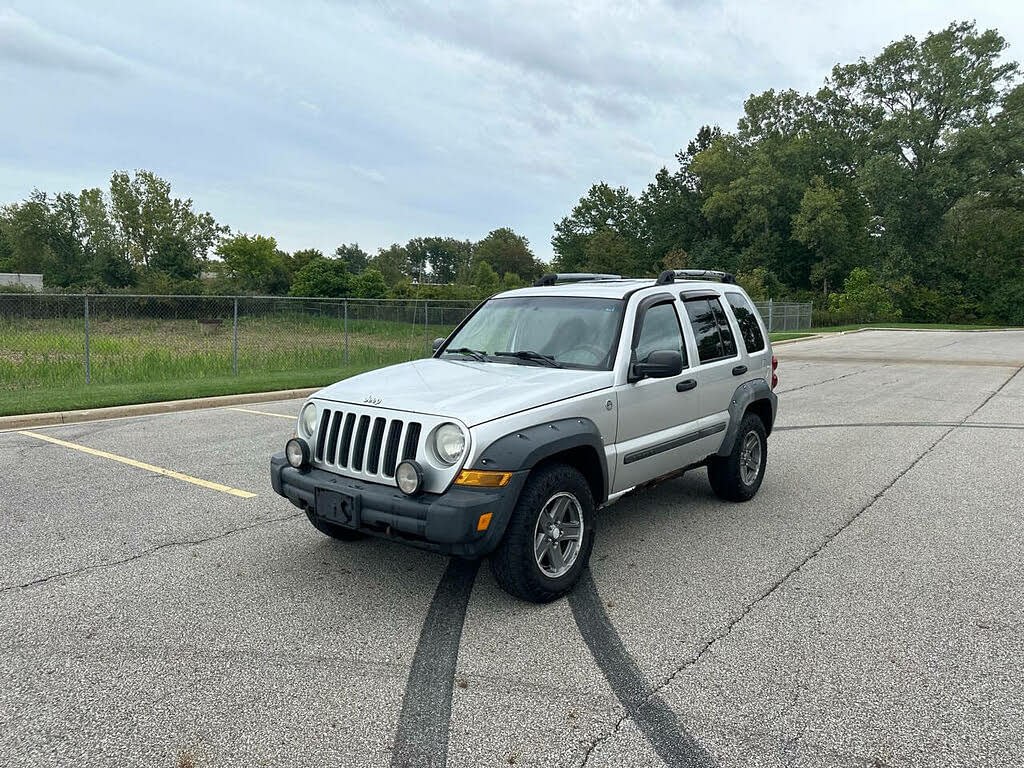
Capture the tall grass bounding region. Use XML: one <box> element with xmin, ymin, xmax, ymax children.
<box><xmin>0</xmin><ymin>313</ymin><xmax>457</xmax><ymax>393</ymax></box>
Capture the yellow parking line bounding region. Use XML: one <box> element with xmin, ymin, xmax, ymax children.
<box><xmin>18</xmin><ymin>430</ymin><xmax>257</xmax><ymax>499</ymax></box>
<box><xmin>228</xmin><ymin>407</ymin><xmax>295</xmax><ymax>420</ymax></box>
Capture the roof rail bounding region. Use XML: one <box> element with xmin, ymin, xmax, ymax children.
<box><xmin>655</xmin><ymin>269</ymin><xmax>736</xmax><ymax>285</ymax></box>
<box><xmin>533</xmin><ymin>272</ymin><xmax>622</xmax><ymax>287</ymax></box>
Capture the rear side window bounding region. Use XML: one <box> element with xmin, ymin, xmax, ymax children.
<box><xmin>684</xmin><ymin>297</ymin><xmax>738</xmax><ymax>363</ymax></box>
<box><xmin>725</xmin><ymin>293</ymin><xmax>766</xmax><ymax>353</ymax></box>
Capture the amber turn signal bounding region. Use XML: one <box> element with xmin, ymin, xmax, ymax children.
<box><xmin>455</xmin><ymin>470</ymin><xmax>512</xmax><ymax>487</ymax></box>
<box><xmin>476</xmin><ymin>512</ymin><xmax>493</xmax><ymax>531</ymax></box>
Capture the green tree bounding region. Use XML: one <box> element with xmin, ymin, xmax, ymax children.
<box><xmin>470</xmin><ymin>260</ymin><xmax>500</xmax><ymax>294</ymax></box>
<box><xmin>334</xmin><ymin>243</ymin><xmax>369</xmax><ymax>274</ymax></box>
<box><xmin>473</xmin><ymin>228</ymin><xmax>538</xmax><ymax>282</ymax></box>
<box><xmin>791</xmin><ymin>176</ymin><xmax>853</xmax><ymax>297</ymax></box>
<box><xmin>78</xmin><ymin>187</ymin><xmax>131</xmax><ymax>287</ymax></box>
<box><xmin>404</xmin><ymin>237</ymin><xmax>473</xmax><ymax>284</ymax></box>
<box><xmin>552</xmin><ymin>183</ymin><xmax>645</xmax><ymax>273</ymax></box>
<box><xmin>1</xmin><ymin>190</ymin><xmax>52</xmax><ymax>275</ymax></box>
<box><xmin>216</xmin><ymin>234</ymin><xmax>286</xmax><ymax>294</ymax></box>
<box><xmin>369</xmin><ymin>244</ymin><xmax>409</xmax><ymax>284</ymax></box>
<box><xmin>828</xmin><ymin>268</ymin><xmax>901</xmax><ymax>321</ymax></box>
<box><xmin>582</xmin><ymin>229</ymin><xmax>636</xmax><ymax>275</ymax></box>
<box><xmin>108</xmin><ymin>170</ymin><xmax>223</xmax><ymax>273</ymax></box>
<box><xmin>827</xmin><ymin>21</ymin><xmax>1018</xmax><ymax>273</ymax></box>
<box><xmin>289</xmin><ymin>256</ymin><xmax>352</xmax><ymax>297</ymax></box>
<box><xmin>354</xmin><ymin>267</ymin><xmax>388</xmax><ymax>298</ymax></box>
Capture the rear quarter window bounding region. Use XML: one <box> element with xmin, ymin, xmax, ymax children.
<box><xmin>725</xmin><ymin>293</ymin><xmax>766</xmax><ymax>353</ymax></box>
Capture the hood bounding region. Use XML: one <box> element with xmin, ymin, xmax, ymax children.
<box><xmin>314</xmin><ymin>358</ymin><xmax>613</xmax><ymax>426</ymax></box>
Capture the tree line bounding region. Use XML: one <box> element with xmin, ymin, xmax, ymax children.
<box><xmin>2</xmin><ymin>20</ymin><xmax>1021</xmax><ymax>322</ymax></box>
<box><xmin>552</xmin><ymin>21</ymin><xmax>1024</xmax><ymax>324</ymax></box>
<box><xmin>0</xmin><ymin>171</ymin><xmax>544</xmax><ymax>300</ymax></box>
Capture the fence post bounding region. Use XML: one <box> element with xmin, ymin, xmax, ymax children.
<box><xmin>84</xmin><ymin>295</ymin><xmax>91</xmax><ymax>384</ymax></box>
<box><xmin>232</xmin><ymin>297</ymin><xmax>239</xmax><ymax>376</ymax></box>
<box><xmin>768</xmin><ymin>298</ymin><xmax>774</xmax><ymax>333</ymax></box>
<box><xmin>344</xmin><ymin>299</ymin><xmax>349</xmax><ymax>365</ymax></box>
<box><xmin>424</xmin><ymin>299</ymin><xmax>430</xmax><ymax>357</ymax></box>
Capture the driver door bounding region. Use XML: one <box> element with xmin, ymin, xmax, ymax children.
<box><xmin>612</xmin><ymin>297</ymin><xmax>704</xmax><ymax>492</ymax></box>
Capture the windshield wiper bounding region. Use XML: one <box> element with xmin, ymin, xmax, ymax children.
<box><xmin>444</xmin><ymin>347</ymin><xmax>488</xmax><ymax>362</ymax></box>
<box><xmin>494</xmin><ymin>350</ymin><xmax>562</xmax><ymax>368</ymax></box>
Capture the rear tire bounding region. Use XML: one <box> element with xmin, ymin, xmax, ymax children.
<box><xmin>304</xmin><ymin>509</ymin><xmax>365</xmax><ymax>541</ymax></box>
<box><xmin>708</xmin><ymin>413</ymin><xmax>767</xmax><ymax>502</ymax></box>
<box><xmin>490</xmin><ymin>463</ymin><xmax>596</xmax><ymax>603</ymax></box>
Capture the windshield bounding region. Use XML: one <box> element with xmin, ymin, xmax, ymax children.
<box><xmin>443</xmin><ymin>296</ymin><xmax>624</xmax><ymax>370</ymax></box>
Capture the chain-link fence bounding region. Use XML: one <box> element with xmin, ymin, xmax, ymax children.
<box><xmin>0</xmin><ymin>293</ymin><xmax>813</xmax><ymax>398</ymax></box>
<box><xmin>0</xmin><ymin>294</ymin><xmax>480</xmax><ymax>392</ymax></box>
<box><xmin>753</xmin><ymin>300</ymin><xmax>814</xmax><ymax>332</ymax></box>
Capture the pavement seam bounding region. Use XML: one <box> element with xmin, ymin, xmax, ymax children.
<box><xmin>577</xmin><ymin>361</ymin><xmax>1024</xmax><ymax>762</ymax></box>
<box><xmin>0</xmin><ymin>512</ymin><xmax>303</xmax><ymax>593</ymax></box>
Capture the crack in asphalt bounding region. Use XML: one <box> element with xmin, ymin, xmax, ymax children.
<box><xmin>774</xmin><ymin>367</ymin><xmax>874</xmax><ymax>394</ymax></box>
<box><xmin>0</xmin><ymin>512</ymin><xmax>303</xmax><ymax>593</ymax></box>
<box><xmin>574</xmin><ymin>361</ymin><xmax>1023</xmax><ymax>765</ymax></box>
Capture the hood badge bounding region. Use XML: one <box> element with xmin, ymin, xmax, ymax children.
<box><xmin>363</xmin><ymin>395</ymin><xmax>382</xmax><ymax>405</ymax></box>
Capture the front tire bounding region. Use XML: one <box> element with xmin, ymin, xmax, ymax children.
<box><xmin>490</xmin><ymin>463</ymin><xmax>596</xmax><ymax>603</ymax></box>
<box><xmin>708</xmin><ymin>413</ymin><xmax>767</xmax><ymax>502</ymax></box>
<box><xmin>304</xmin><ymin>509</ymin><xmax>365</xmax><ymax>541</ymax></box>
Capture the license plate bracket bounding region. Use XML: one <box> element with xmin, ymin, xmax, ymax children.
<box><xmin>315</xmin><ymin>488</ymin><xmax>361</xmax><ymax>529</ymax></box>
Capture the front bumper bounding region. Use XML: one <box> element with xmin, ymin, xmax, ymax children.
<box><xmin>270</xmin><ymin>453</ymin><xmax>526</xmax><ymax>558</ymax></box>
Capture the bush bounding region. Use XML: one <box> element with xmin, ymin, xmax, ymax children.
<box><xmin>827</xmin><ymin>268</ymin><xmax>901</xmax><ymax>322</ymax></box>
<box><xmin>354</xmin><ymin>268</ymin><xmax>388</xmax><ymax>299</ymax></box>
<box><xmin>289</xmin><ymin>258</ymin><xmax>352</xmax><ymax>297</ymax></box>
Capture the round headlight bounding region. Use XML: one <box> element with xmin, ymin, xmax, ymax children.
<box><xmin>285</xmin><ymin>437</ymin><xmax>310</xmax><ymax>469</ymax></box>
<box><xmin>299</xmin><ymin>402</ymin><xmax>318</xmax><ymax>437</ymax></box>
<box><xmin>396</xmin><ymin>460</ymin><xmax>424</xmax><ymax>495</ymax></box>
<box><xmin>433</xmin><ymin>423</ymin><xmax>466</xmax><ymax>465</ymax></box>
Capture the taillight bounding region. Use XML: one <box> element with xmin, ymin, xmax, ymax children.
<box><xmin>771</xmin><ymin>355</ymin><xmax>778</xmax><ymax>389</ymax></box>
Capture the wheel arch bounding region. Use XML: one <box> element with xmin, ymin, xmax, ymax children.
<box><xmin>716</xmin><ymin>379</ymin><xmax>778</xmax><ymax>457</ymax></box>
<box><xmin>471</xmin><ymin>417</ymin><xmax>609</xmax><ymax>504</ymax></box>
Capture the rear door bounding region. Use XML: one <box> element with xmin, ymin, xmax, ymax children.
<box><xmin>612</xmin><ymin>294</ymin><xmax>705</xmax><ymax>492</ymax></box>
<box><xmin>681</xmin><ymin>294</ymin><xmax>744</xmax><ymax>432</ymax></box>
<box><xmin>723</xmin><ymin>290</ymin><xmax>771</xmax><ymax>381</ymax></box>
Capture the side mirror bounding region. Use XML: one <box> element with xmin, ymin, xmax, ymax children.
<box><xmin>432</xmin><ymin>338</ymin><xmax>446</xmax><ymax>353</ymax></box>
<box><xmin>630</xmin><ymin>349</ymin><xmax>683</xmax><ymax>381</ymax></box>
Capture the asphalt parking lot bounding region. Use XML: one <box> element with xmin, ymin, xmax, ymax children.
<box><xmin>2</xmin><ymin>329</ymin><xmax>1022</xmax><ymax>768</ymax></box>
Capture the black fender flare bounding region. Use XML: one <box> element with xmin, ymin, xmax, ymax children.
<box><xmin>717</xmin><ymin>379</ymin><xmax>778</xmax><ymax>457</ymax></box>
<box><xmin>471</xmin><ymin>417</ymin><xmax>609</xmax><ymax>504</ymax></box>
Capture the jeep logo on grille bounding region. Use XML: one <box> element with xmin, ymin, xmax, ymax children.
<box><xmin>363</xmin><ymin>395</ymin><xmax>382</xmax><ymax>405</ymax></box>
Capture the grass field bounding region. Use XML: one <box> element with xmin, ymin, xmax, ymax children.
<box><xmin>0</xmin><ymin>312</ymin><xmax>456</xmax><ymax>416</ymax></box>
<box><xmin>0</xmin><ymin>314</ymin><xmax>1013</xmax><ymax>417</ymax></box>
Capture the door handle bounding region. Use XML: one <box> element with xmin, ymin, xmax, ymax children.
<box><xmin>676</xmin><ymin>379</ymin><xmax>697</xmax><ymax>392</ymax></box>
<box><xmin>732</xmin><ymin>365</ymin><xmax>748</xmax><ymax>376</ymax></box>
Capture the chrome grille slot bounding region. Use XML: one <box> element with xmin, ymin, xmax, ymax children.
<box><xmin>351</xmin><ymin>415</ymin><xmax>371</xmax><ymax>471</ymax></box>
<box><xmin>325</xmin><ymin>411</ymin><xmax>342</xmax><ymax>464</ymax></box>
<box><xmin>366</xmin><ymin>418</ymin><xmax>386</xmax><ymax>475</ymax></box>
<box><xmin>402</xmin><ymin>422</ymin><xmax>421</xmax><ymax>461</ymax></box>
<box><xmin>338</xmin><ymin>413</ymin><xmax>356</xmax><ymax>467</ymax></box>
<box><xmin>315</xmin><ymin>409</ymin><xmax>332</xmax><ymax>462</ymax></box>
<box><xmin>382</xmin><ymin>420</ymin><xmax>404</xmax><ymax>477</ymax></box>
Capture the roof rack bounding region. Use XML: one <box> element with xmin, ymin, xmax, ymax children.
<box><xmin>533</xmin><ymin>273</ymin><xmax>622</xmax><ymax>287</ymax></box>
<box><xmin>655</xmin><ymin>269</ymin><xmax>735</xmax><ymax>286</ymax></box>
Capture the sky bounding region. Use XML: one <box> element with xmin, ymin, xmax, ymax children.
<box><xmin>1</xmin><ymin>1</ymin><xmax>1022</xmax><ymax>262</ymax></box>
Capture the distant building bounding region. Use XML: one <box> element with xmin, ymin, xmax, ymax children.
<box><xmin>0</xmin><ymin>273</ymin><xmax>43</xmax><ymax>290</ymax></box>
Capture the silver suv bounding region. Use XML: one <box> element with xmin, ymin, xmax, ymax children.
<box><xmin>270</xmin><ymin>270</ymin><xmax>778</xmax><ymax>602</ymax></box>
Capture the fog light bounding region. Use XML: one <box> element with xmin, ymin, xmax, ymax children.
<box><xmin>396</xmin><ymin>460</ymin><xmax>424</xmax><ymax>496</ymax></box>
<box><xmin>285</xmin><ymin>437</ymin><xmax>310</xmax><ymax>469</ymax></box>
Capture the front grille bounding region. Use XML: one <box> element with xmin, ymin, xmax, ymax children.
<box><xmin>314</xmin><ymin>407</ymin><xmax>421</xmax><ymax>480</ymax></box>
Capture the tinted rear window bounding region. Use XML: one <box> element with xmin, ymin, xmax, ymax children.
<box><xmin>684</xmin><ymin>297</ymin><xmax>738</xmax><ymax>363</ymax></box>
<box><xmin>725</xmin><ymin>293</ymin><xmax>765</xmax><ymax>353</ymax></box>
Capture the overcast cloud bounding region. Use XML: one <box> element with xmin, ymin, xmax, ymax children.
<box><xmin>1</xmin><ymin>1</ymin><xmax>1021</xmax><ymax>260</ymax></box>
